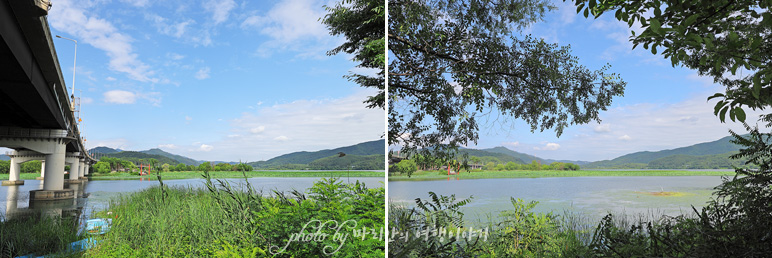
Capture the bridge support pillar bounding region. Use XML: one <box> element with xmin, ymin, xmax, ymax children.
<box><xmin>65</xmin><ymin>155</ymin><xmax>80</xmax><ymax>183</ymax></box>
<box><xmin>30</xmin><ymin>140</ymin><xmax>74</xmax><ymax>201</ymax></box>
<box><xmin>37</xmin><ymin>160</ymin><xmax>45</xmax><ymax>180</ymax></box>
<box><xmin>78</xmin><ymin>159</ymin><xmax>85</xmax><ymax>179</ymax></box>
<box><xmin>2</xmin><ymin>156</ymin><xmax>24</xmax><ymax>185</ymax></box>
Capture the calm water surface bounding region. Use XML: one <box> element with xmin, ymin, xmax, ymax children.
<box><xmin>389</xmin><ymin>176</ymin><xmax>725</xmax><ymax>223</ymax></box>
<box><xmin>1</xmin><ymin>177</ymin><xmax>384</xmax><ymax>219</ymax></box>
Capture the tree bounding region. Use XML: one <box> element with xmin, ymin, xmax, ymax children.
<box><xmin>572</xmin><ymin>0</ymin><xmax>771</xmax><ymax>125</ymax></box>
<box><xmin>93</xmin><ymin>161</ymin><xmax>111</xmax><ymax>174</ymax></box>
<box><xmin>174</xmin><ymin>163</ymin><xmax>187</xmax><ymax>172</ymax></box>
<box><xmin>322</xmin><ymin>0</ymin><xmax>385</xmax><ymax>109</ymax></box>
<box><xmin>396</xmin><ymin>159</ymin><xmax>418</xmax><ymax>177</ymax></box>
<box><xmin>0</xmin><ymin>160</ymin><xmax>9</xmax><ymax>174</ymax></box>
<box><xmin>389</xmin><ymin>0</ymin><xmax>626</xmax><ymax>161</ymax></box>
<box><xmin>162</xmin><ymin>163</ymin><xmax>170</xmax><ymax>172</ymax></box>
<box><xmin>198</xmin><ymin>162</ymin><xmax>212</xmax><ymax>172</ymax></box>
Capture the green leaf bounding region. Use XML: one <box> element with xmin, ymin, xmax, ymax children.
<box><xmin>649</xmin><ymin>18</ymin><xmax>661</xmax><ymax>33</ymax></box>
<box><xmin>719</xmin><ymin>106</ymin><xmax>729</xmax><ymax>122</ymax></box>
<box><xmin>734</xmin><ymin>107</ymin><xmax>746</xmax><ymax>122</ymax></box>
<box><xmin>728</xmin><ymin>31</ymin><xmax>739</xmax><ymax>43</ymax></box>
<box><xmin>729</xmin><ymin>107</ymin><xmax>736</xmax><ymax>122</ymax></box>
<box><xmin>753</xmin><ymin>75</ymin><xmax>762</xmax><ymax>99</ymax></box>
<box><xmin>714</xmin><ymin>101</ymin><xmax>725</xmax><ymax>115</ymax></box>
<box><xmin>684</xmin><ymin>14</ymin><xmax>699</xmax><ymax>26</ymax></box>
<box><xmin>651</xmin><ymin>45</ymin><xmax>657</xmax><ymax>54</ymax></box>
<box><xmin>707</xmin><ymin>92</ymin><xmax>725</xmax><ymax>101</ymax></box>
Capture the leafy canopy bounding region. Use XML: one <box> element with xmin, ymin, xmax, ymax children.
<box><xmin>572</xmin><ymin>0</ymin><xmax>772</xmax><ymax>125</ymax></box>
<box><xmin>322</xmin><ymin>0</ymin><xmax>386</xmax><ymax>109</ymax></box>
<box><xmin>389</xmin><ymin>0</ymin><xmax>626</xmax><ymax>159</ymax></box>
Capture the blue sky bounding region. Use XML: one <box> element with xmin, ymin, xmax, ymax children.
<box><xmin>27</xmin><ymin>0</ymin><xmax>384</xmax><ymax>162</ymax></box>
<box><xmin>449</xmin><ymin>1</ymin><xmax>763</xmax><ymax>162</ymax></box>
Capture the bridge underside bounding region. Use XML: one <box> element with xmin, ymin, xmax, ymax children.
<box><xmin>0</xmin><ymin>0</ymin><xmax>85</xmax><ymax>154</ymax></box>
<box><xmin>1</xmin><ymin>0</ymin><xmax>94</xmax><ymax>201</ymax></box>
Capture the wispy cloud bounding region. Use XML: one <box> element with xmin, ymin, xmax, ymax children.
<box><xmin>103</xmin><ymin>90</ymin><xmax>161</xmax><ymax>105</ymax></box>
<box><xmin>203</xmin><ymin>0</ymin><xmax>236</xmax><ymax>25</ymax></box>
<box><xmin>241</xmin><ymin>0</ymin><xmax>333</xmax><ymax>57</ymax></box>
<box><xmin>195</xmin><ymin>67</ymin><xmax>211</xmax><ymax>80</ymax></box>
<box><xmin>104</xmin><ymin>90</ymin><xmax>136</xmax><ymax>104</ymax></box>
<box><xmin>193</xmin><ymin>90</ymin><xmax>384</xmax><ymax>161</ymax></box>
<box><xmin>528</xmin><ymin>88</ymin><xmax>766</xmax><ymax>161</ymax></box>
<box><xmin>49</xmin><ymin>0</ymin><xmax>158</xmax><ymax>83</ymax></box>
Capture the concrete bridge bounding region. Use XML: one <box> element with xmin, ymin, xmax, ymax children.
<box><xmin>1</xmin><ymin>0</ymin><xmax>97</xmax><ymax>201</ymax></box>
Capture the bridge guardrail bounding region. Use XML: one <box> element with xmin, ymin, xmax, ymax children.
<box><xmin>0</xmin><ymin>127</ymin><xmax>68</xmax><ymax>138</ymax></box>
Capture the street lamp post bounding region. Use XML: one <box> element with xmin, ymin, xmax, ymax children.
<box><xmin>55</xmin><ymin>35</ymin><xmax>77</xmax><ymax>102</ymax></box>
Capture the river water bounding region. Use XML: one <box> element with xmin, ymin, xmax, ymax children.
<box><xmin>1</xmin><ymin>177</ymin><xmax>384</xmax><ymax>220</ymax></box>
<box><xmin>389</xmin><ymin>176</ymin><xmax>726</xmax><ymax>224</ymax></box>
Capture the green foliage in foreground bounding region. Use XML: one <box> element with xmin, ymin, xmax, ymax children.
<box><xmin>0</xmin><ymin>214</ymin><xmax>80</xmax><ymax>257</ymax></box>
<box><xmin>389</xmin><ymin>192</ymin><xmax>591</xmax><ymax>257</ymax></box>
<box><xmin>85</xmin><ymin>176</ymin><xmax>385</xmax><ymax>257</ymax></box>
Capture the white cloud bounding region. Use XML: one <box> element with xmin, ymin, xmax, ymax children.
<box><xmin>80</xmin><ymin>97</ymin><xmax>94</xmax><ymax>104</ymax></box>
<box><xmin>185</xmin><ymin>116</ymin><xmax>193</xmax><ymax>121</ymax></box>
<box><xmin>203</xmin><ymin>0</ymin><xmax>236</xmax><ymax>25</ymax></box>
<box><xmin>250</xmin><ymin>126</ymin><xmax>266</xmax><ymax>134</ymax></box>
<box><xmin>104</xmin><ymin>90</ymin><xmax>136</xmax><ymax>104</ymax></box>
<box><xmin>531</xmin><ymin>88</ymin><xmax>767</xmax><ymax>161</ymax></box>
<box><xmin>105</xmin><ymin>76</ymin><xmax>116</xmax><ymax>81</ymax></box>
<box><xmin>103</xmin><ymin>90</ymin><xmax>161</xmax><ymax>105</ymax></box>
<box><xmin>195</xmin><ymin>67</ymin><xmax>211</xmax><ymax>80</ymax></box>
<box><xmin>168</xmin><ymin>53</ymin><xmax>185</xmax><ymax>60</ymax></box>
<box><xmin>48</xmin><ymin>0</ymin><xmax>158</xmax><ymax>83</ymax></box>
<box><xmin>594</xmin><ymin>124</ymin><xmax>611</xmax><ymax>133</ymax></box>
<box><xmin>158</xmin><ymin>144</ymin><xmax>177</xmax><ymax>149</ymax></box>
<box><xmin>198</xmin><ymin>144</ymin><xmax>214</xmax><ymax>152</ymax></box>
<box><xmin>120</xmin><ymin>0</ymin><xmax>150</xmax><ymax>7</ymax></box>
<box><xmin>241</xmin><ymin>0</ymin><xmax>331</xmax><ymax>57</ymax></box>
<box><xmin>534</xmin><ymin>142</ymin><xmax>561</xmax><ymax>151</ymax></box>
<box><xmin>204</xmin><ymin>90</ymin><xmax>384</xmax><ymax>161</ymax></box>
<box><xmin>503</xmin><ymin>141</ymin><xmax>520</xmax><ymax>147</ymax></box>
<box><xmin>146</xmin><ymin>14</ymin><xmax>195</xmax><ymax>39</ymax></box>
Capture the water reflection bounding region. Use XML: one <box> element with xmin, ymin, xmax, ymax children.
<box><xmin>3</xmin><ymin>180</ymin><xmax>88</xmax><ymax>221</ymax></box>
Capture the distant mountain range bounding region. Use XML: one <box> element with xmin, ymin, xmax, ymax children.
<box><xmin>5</xmin><ymin>134</ymin><xmax>753</xmax><ymax>170</ymax></box>
<box><xmin>446</xmin><ymin>134</ymin><xmax>751</xmax><ymax>169</ymax></box>
<box><xmin>583</xmin><ymin>134</ymin><xmax>749</xmax><ymax>169</ymax></box>
<box><xmin>247</xmin><ymin>140</ymin><xmax>385</xmax><ymax>169</ymax></box>
<box><xmin>87</xmin><ymin>140</ymin><xmax>385</xmax><ymax>170</ymax></box>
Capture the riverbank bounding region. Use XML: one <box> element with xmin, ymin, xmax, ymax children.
<box><xmin>1</xmin><ymin>170</ymin><xmax>385</xmax><ymax>181</ymax></box>
<box><xmin>84</xmin><ymin>177</ymin><xmax>385</xmax><ymax>256</ymax></box>
<box><xmin>388</xmin><ymin>169</ymin><xmax>736</xmax><ymax>181</ymax></box>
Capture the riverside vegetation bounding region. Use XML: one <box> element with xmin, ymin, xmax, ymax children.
<box><xmin>1</xmin><ymin>171</ymin><xmax>385</xmax><ymax>257</ymax></box>
<box><xmin>389</xmin><ymin>129</ymin><xmax>772</xmax><ymax>257</ymax></box>
<box><xmin>84</xmin><ymin>173</ymin><xmax>385</xmax><ymax>257</ymax></box>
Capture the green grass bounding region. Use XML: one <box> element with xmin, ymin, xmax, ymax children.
<box><xmin>0</xmin><ymin>213</ymin><xmax>81</xmax><ymax>257</ymax></box>
<box><xmin>84</xmin><ymin>177</ymin><xmax>385</xmax><ymax>257</ymax></box>
<box><xmin>0</xmin><ymin>170</ymin><xmax>384</xmax><ymax>181</ymax></box>
<box><xmin>388</xmin><ymin>169</ymin><xmax>735</xmax><ymax>181</ymax></box>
